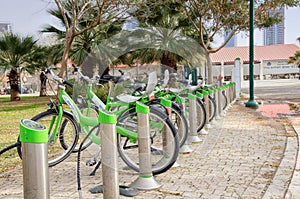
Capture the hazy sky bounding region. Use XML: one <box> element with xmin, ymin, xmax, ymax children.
<box><xmin>0</xmin><ymin>0</ymin><xmax>300</xmax><ymax>47</ymax></box>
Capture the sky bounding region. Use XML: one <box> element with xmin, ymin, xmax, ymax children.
<box><xmin>0</xmin><ymin>0</ymin><xmax>300</xmax><ymax>47</ymax></box>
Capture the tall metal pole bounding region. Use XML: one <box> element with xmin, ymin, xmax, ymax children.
<box><xmin>245</xmin><ymin>0</ymin><xmax>258</xmax><ymax>108</ymax></box>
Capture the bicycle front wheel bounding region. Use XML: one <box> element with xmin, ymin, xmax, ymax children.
<box><xmin>117</xmin><ymin>106</ymin><xmax>180</xmax><ymax>175</ymax></box>
<box><xmin>17</xmin><ymin>109</ymin><xmax>79</xmax><ymax>167</ymax></box>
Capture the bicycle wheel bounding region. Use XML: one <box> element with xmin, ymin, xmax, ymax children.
<box><xmin>17</xmin><ymin>109</ymin><xmax>79</xmax><ymax>167</ymax></box>
<box><xmin>221</xmin><ymin>90</ymin><xmax>228</xmax><ymax>110</ymax></box>
<box><xmin>180</xmin><ymin>94</ymin><xmax>206</xmax><ymax>133</ymax></box>
<box><xmin>117</xmin><ymin>106</ymin><xmax>180</xmax><ymax>175</ymax></box>
<box><xmin>207</xmin><ymin>95</ymin><xmax>216</xmax><ymax>122</ymax></box>
<box><xmin>147</xmin><ymin>100</ymin><xmax>188</xmax><ymax>147</ymax></box>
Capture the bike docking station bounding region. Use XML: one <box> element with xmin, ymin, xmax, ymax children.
<box><xmin>89</xmin><ymin>109</ymin><xmax>139</xmax><ymax>198</ymax></box>
<box><xmin>187</xmin><ymin>93</ymin><xmax>202</xmax><ymax>144</ymax></box>
<box><xmin>209</xmin><ymin>88</ymin><xmax>218</xmax><ymax>125</ymax></box>
<box><xmin>215</xmin><ymin>87</ymin><xmax>222</xmax><ymax>120</ymax></box>
<box><xmin>216</xmin><ymin>87</ymin><xmax>223</xmax><ymax>120</ymax></box>
<box><xmin>130</xmin><ymin>102</ymin><xmax>161</xmax><ymax>190</ymax></box>
<box><xmin>19</xmin><ymin>119</ymin><xmax>49</xmax><ymax>199</ymax></box>
<box><xmin>201</xmin><ymin>89</ymin><xmax>211</xmax><ymax>134</ymax></box>
<box><xmin>178</xmin><ymin>96</ymin><xmax>194</xmax><ymax>153</ymax></box>
<box><xmin>160</xmin><ymin>97</ymin><xmax>182</xmax><ymax>166</ymax></box>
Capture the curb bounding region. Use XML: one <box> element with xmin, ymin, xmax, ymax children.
<box><xmin>285</xmin><ymin>118</ymin><xmax>300</xmax><ymax>199</ymax></box>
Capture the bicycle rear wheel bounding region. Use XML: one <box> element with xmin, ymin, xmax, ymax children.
<box><xmin>17</xmin><ymin>109</ymin><xmax>79</xmax><ymax>167</ymax></box>
<box><xmin>179</xmin><ymin>94</ymin><xmax>206</xmax><ymax>133</ymax></box>
<box><xmin>221</xmin><ymin>90</ymin><xmax>228</xmax><ymax>110</ymax></box>
<box><xmin>117</xmin><ymin>106</ymin><xmax>179</xmax><ymax>175</ymax></box>
<box><xmin>147</xmin><ymin>100</ymin><xmax>188</xmax><ymax>147</ymax></box>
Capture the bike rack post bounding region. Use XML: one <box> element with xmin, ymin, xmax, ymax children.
<box><xmin>178</xmin><ymin>97</ymin><xmax>193</xmax><ymax>153</ymax></box>
<box><xmin>215</xmin><ymin>88</ymin><xmax>221</xmax><ymax>120</ymax></box>
<box><xmin>130</xmin><ymin>102</ymin><xmax>161</xmax><ymax>190</ymax></box>
<box><xmin>210</xmin><ymin>89</ymin><xmax>217</xmax><ymax>125</ymax></box>
<box><xmin>188</xmin><ymin>93</ymin><xmax>202</xmax><ymax>143</ymax></box>
<box><xmin>220</xmin><ymin>85</ymin><xmax>227</xmax><ymax>116</ymax></box>
<box><xmin>202</xmin><ymin>89</ymin><xmax>211</xmax><ymax>130</ymax></box>
<box><xmin>20</xmin><ymin>119</ymin><xmax>49</xmax><ymax>199</ymax></box>
<box><xmin>160</xmin><ymin>98</ymin><xmax>181</xmax><ymax>167</ymax></box>
<box><xmin>233</xmin><ymin>82</ymin><xmax>237</xmax><ymax>100</ymax></box>
<box><xmin>98</xmin><ymin>110</ymin><xmax>119</xmax><ymax>198</ymax></box>
<box><xmin>225</xmin><ymin>84</ymin><xmax>232</xmax><ymax>110</ymax></box>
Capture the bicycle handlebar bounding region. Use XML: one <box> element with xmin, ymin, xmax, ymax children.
<box><xmin>45</xmin><ymin>64</ymin><xmax>73</xmax><ymax>87</ymax></box>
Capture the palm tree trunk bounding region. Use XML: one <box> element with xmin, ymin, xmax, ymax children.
<box><xmin>161</xmin><ymin>52</ymin><xmax>177</xmax><ymax>70</ymax></box>
<box><xmin>8</xmin><ymin>69</ymin><xmax>21</xmax><ymax>101</ymax></box>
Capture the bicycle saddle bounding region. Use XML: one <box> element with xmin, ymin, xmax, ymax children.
<box><xmin>102</xmin><ymin>74</ymin><xmax>129</xmax><ymax>83</ymax></box>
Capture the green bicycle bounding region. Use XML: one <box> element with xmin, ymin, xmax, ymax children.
<box><xmin>17</xmin><ymin>65</ymin><xmax>179</xmax><ymax>175</ymax></box>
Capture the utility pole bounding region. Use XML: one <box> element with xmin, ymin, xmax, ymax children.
<box><xmin>245</xmin><ymin>0</ymin><xmax>258</xmax><ymax>108</ymax></box>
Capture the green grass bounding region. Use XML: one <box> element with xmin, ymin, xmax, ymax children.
<box><xmin>0</xmin><ymin>96</ymin><xmax>50</xmax><ymax>174</ymax></box>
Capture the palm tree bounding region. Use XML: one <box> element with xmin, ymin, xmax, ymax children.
<box><xmin>0</xmin><ymin>32</ymin><xmax>44</xmax><ymax>101</ymax></box>
<box><xmin>288</xmin><ymin>50</ymin><xmax>300</xmax><ymax>79</ymax></box>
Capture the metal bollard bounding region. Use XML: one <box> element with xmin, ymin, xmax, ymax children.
<box><xmin>215</xmin><ymin>88</ymin><xmax>221</xmax><ymax>120</ymax></box>
<box><xmin>178</xmin><ymin>96</ymin><xmax>194</xmax><ymax>153</ymax></box>
<box><xmin>202</xmin><ymin>89</ymin><xmax>211</xmax><ymax>130</ymax></box>
<box><xmin>130</xmin><ymin>102</ymin><xmax>161</xmax><ymax>190</ymax></box>
<box><xmin>233</xmin><ymin>82</ymin><xmax>237</xmax><ymax>100</ymax></box>
<box><xmin>195</xmin><ymin>92</ymin><xmax>207</xmax><ymax>135</ymax></box>
<box><xmin>20</xmin><ymin>119</ymin><xmax>49</xmax><ymax>199</ymax></box>
<box><xmin>98</xmin><ymin>110</ymin><xmax>119</xmax><ymax>198</ymax></box>
<box><xmin>188</xmin><ymin>93</ymin><xmax>202</xmax><ymax>143</ymax></box>
<box><xmin>160</xmin><ymin>98</ymin><xmax>180</xmax><ymax>167</ymax></box>
<box><xmin>210</xmin><ymin>89</ymin><xmax>217</xmax><ymax>125</ymax></box>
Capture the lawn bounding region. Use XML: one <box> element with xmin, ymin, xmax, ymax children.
<box><xmin>0</xmin><ymin>95</ymin><xmax>50</xmax><ymax>174</ymax></box>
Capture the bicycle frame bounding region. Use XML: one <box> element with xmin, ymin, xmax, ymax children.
<box><xmin>46</xmin><ymin>70</ymin><xmax>139</xmax><ymax>147</ymax></box>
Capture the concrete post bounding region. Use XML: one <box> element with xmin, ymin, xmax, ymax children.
<box><xmin>98</xmin><ymin>110</ymin><xmax>119</xmax><ymax>198</ymax></box>
<box><xmin>130</xmin><ymin>102</ymin><xmax>161</xmax><ymax>190</ymax></box>
<box><xmin>20</xmin><ymin>119</ymin><xmax>49</xmax><ymax>199</ymax></box>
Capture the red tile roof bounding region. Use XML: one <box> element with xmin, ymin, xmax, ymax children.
<box><xmin>211</xmin><ymin>44</ymin><xmax>300</xmax><ymax>65</ymax></box>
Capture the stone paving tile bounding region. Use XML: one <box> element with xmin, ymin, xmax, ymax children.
<box><xmin>0</xmin><ymin>101</ymin><xmax>298</xmax><ymax>199</ymax></box>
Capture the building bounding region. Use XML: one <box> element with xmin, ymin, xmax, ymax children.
<box><xmin>263</xmin><ymin>8</ymin><xmax>285</xmax><ymax>46</ymax></box>
<box><xmin>210</xmin><ymin>44</ymin><xmax>300</xmax><ymax>80</ymax></box>
<box><xmin>0</xmin><ymin>22</ymin><xmax>12</xmax><ymax>33</ymax></box>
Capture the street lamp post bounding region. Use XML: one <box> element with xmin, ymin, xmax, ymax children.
<box><xmin>245</xmin><ymin>0</ymin><xmax>258</xmax><ymax>108</ymax></box>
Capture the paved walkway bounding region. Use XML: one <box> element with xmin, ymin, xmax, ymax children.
<box><xmin>0</xmin><ymin>100</ymin><xmax>299</xmax><ymax>199</ymax></box>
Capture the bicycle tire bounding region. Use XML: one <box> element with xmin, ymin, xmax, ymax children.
<box><xmin>146</xmin><ymin>100</ymin><xmax>188</xmax><ymax>147</ymax></box>
<box><xmin>17</xmin><ymin>109</ymin><xmax>79</xmax><ymax>167</ymax></box>
<box><xmin>179</xmin><ymin>94</ymin><xmax>207</xmax><ymax>133</ymax></box>
<box><xmin>117</xmin><ymin>106</ymin><xmax>180</xmax><ymax>175</ymax></box>
<box><xmin>221</xmin><ymin>90</ymin><xmax>228</xmax><ymax>110</ymax></box>
<box><xmin>204</xmin><ymin>95</ymin><xmax>216</xmax><ymax>122</ymax></box>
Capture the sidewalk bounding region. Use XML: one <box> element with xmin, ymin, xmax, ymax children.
<box><xmin>0</xmin><ymin>100</ymin><xmax>299</xmax><ymax>199</ymax></box>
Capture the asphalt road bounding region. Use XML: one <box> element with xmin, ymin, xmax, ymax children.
<box><xmin>241</xmin><ymin>79</ymin><xmax>300</xmax><ymax>102</ymax></box>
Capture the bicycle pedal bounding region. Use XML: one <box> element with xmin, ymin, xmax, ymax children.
<box><xmin>86</xmin><ymin>160</ymin><xmax>97</xmax><ymax>166</ymax></box>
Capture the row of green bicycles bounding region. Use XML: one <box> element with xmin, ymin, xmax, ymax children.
<box><xmin>1</xmin><ymin>64</ymin><xmax>230</xmax><ymax>177</ymax></box>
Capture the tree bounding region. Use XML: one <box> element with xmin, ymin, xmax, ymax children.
<box><xmin>0</xmin><ymin>32</ymin><xmax>44</xmax><ymax>101</ymax></box>
<box><xmin>129</xmin><ymin>1</ymin><xmax>192</xmax><ymax>70</ymax></box>
<box><xmin>51</xmin><ymin>0</ymin><xmax>137</xmax><ymax>77</ymax></box>
<box><xmin>288</xmin><ymin>50</ymin><xmax>300</xmax><ymax>79</ymax></box>
<box><xmin>41</xmin><ymin>5</ymin><xmax>126</xmax><ymax>78</ymax></box>
<box><xmin>177</xmin><ymin>0</ymin><xmax>300</xmax><ymax>83</ymax></box>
